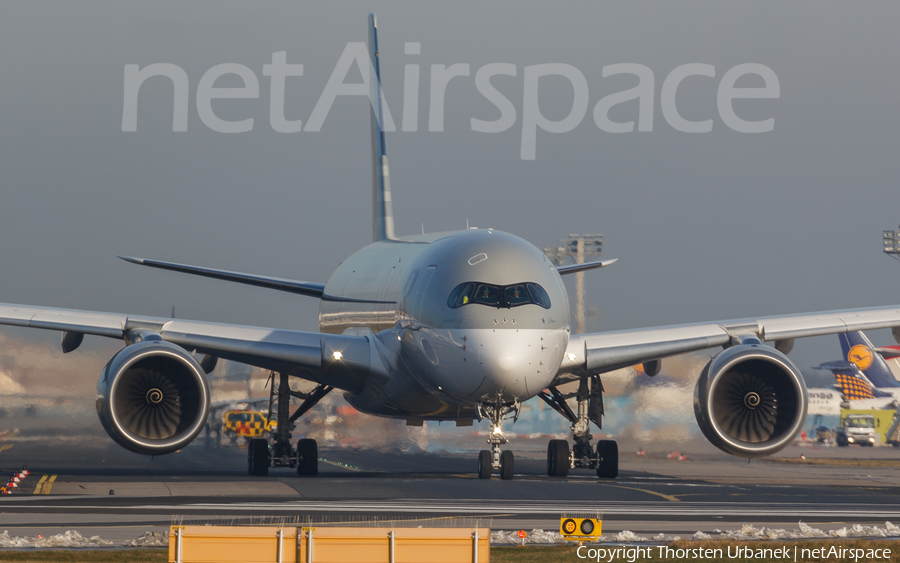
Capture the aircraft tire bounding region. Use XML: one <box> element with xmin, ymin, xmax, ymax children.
<box><xmin>596</xmin><ymin>440</ymin><xmax>618</xmax><ymax>479</ymax></box>
<box><xmin>500</xmin><ymin>450</ymin><xmax>514</xmax><ymax>480</ymax></box>
<box><xmin>547</xmin><ymin>439</ymin><xmax>569</xmax><ymax>477</ymax></box>
<box><xmin>248</xmin><ymin>438</ymin><xmax>269</xmax><ymax>476</ymax></box>
<box><xmin>296</xmin><ymin>439</ymin><xmax>318</xmax><ymax>476</ymax></box>
<box><xmin>477</xmin><ymin>450</ymin><xmax>492</xmax><ymax>479</ymax></box>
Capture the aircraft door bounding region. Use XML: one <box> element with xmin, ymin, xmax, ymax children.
<box><xmin>409</xmin><ymin>266</ymin><xmax>436</xmax><ymax>322</ymax></box>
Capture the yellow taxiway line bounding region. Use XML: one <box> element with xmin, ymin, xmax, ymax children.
<box><xmin>32</xmin><ymin>475</ymin><xmax>48</xmax><ymax>494</ymax></box>
<box><xmin>607</xmin><ymin>484</ymin><xmax>680</xmax><ymax>502</ymax></box>
<box><xmin>36</xmin><ymin>475</ymin><xmax>57</xmax><ymax>494</ymax></box>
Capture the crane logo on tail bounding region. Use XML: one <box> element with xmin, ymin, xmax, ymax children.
<box><xmin>847</xmin><ymin>344</ymin><xmax>874</xmax><ymax>370</ymax></box>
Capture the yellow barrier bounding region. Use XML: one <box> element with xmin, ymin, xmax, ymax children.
<box><xmin>168</xmin><ymin>525</ymin><xmax>490</xmax><ymax>563</ymax></box>
<box><xmin>169</xmin><ymin>526</ymin><xmax>297</xmax><ymax>563</ymax></box>
<box><xmin>298</xmin><ymin>527</ymin><xmax>490</xmax><ymax>563</ymax></box>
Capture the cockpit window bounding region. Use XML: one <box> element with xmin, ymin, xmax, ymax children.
<box><xmin>448</xmin><ymin>282</ymin><xmax>551</xmax><ymax>309</ymax></box>
<box><xmin>472</xmin><ymin>284</ymin><xmax>501</xmax><ymax>306</ymax></box>
<box><xmin>505</xmin><ymin>285</ymin><xmax>529</xmax><ymax>306</ymax></box>
<box><xmin>526</xmin><ymin>283</ymin><xmax>551</xmax><ymax>308</ymax></box>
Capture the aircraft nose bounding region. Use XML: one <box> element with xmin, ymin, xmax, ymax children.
<box><xmin>469</xmin><ymin>329</ymin><xmax>566</xmax><ymax>401</ymax></box>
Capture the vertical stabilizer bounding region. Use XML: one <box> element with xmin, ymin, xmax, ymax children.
<box><xmin>368</xmin><ymin>13</ymin><xmax>396</xmax><ymax>241</ymax></box>
<box><xmin>839</xmin><ymin>331</ymin><xmax>900</xmax><ymax>389</ymax></box>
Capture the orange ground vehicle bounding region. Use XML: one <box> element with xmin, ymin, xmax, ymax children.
<box><xmin>223</xmin><ymin>410</ymin><xmax>276</xmax><ymax>443</ymax></box>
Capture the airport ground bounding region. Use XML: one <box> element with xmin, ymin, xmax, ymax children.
<box><xmin>2</xmin><ymin>425</ymin><xmax>900</xmax><ymax>545</ymax></box>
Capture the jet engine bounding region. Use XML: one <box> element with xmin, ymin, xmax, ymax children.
<box><xmin>96</xmin><ymin>339</ymin><xmax>210</xmax><ymax>455</ymax></box>
<box><xmin>693</xmin><ymin>339</ymin><xmax>807</xmax><ymax>458</ymax></box>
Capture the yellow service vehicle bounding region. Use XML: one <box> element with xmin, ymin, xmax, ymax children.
<box><xmin>223</xmin><ymin>410</ymin><xmax>276</xmax><ymax>443</ymax></box>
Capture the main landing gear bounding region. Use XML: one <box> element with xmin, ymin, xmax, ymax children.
<box><xmin>476</xmin><ymin>398</ymin><xmax>519</xmax><ymax>480</ymax></box>
<box><xmin>540</xmin><ymin>376</ymin><xmax>618</xmax><ymax>479</ymax></box>
<box><xmin>248</xmin><ymin>371</ymin><xmax>332</xmax><ymax>477</ymax></box>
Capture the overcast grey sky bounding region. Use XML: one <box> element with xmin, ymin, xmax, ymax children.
<box><xmin>1</xmin><ymin>1</ymin><xmax>899</xmax><ymax>383</ymax></box>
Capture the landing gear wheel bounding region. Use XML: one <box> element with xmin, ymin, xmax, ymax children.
<box><xmin>248</xmin><ymin>438</ymin><xmax>269</xmax><ymax>476</ymax></box>
<box><xmin>477</xmin><ymin>450</ymin><xmax>492</xmax><ymax>479</ymax></box>
<box><xmin>296</xmin><ymin>438</ymin><xmax>318</xmax><ymax>476</ymax></box>
<box><xmin>500</xmin><ymin>450</ymin><xmax>515</xmax><ymax>480</ymax></box>
<box><xmin>547</xmin><ymin>439</ymin><xmax>570</xmax><ymax>477</ymax></box>
<box><xmin>596</xmin><ymin>440</ymin><xmax>618</xmax><ymax>479</ymax></box>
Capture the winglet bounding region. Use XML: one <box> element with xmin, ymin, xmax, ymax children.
<box><xmin>368</xmin><ymin>13</ymin><xmax>396</xmax><ymax>242</ymax></box>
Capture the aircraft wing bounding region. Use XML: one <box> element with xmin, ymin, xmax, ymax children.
<box><xmin>117</xmin><ymin>256</ymin><xmax>394</xmax><ymax>304</ymax></box>
<box><xmin>556</xmin><ymin>258</ymin><xmax>618</xmax><ymax>275</ymax></box>
<box><xmin>0</xmin><ymin>303</ymin><xmax>373</xmax><ymax>393</ymax></box>
<box><xmin>557</xmin><ymin>305</ymin><xmax>900</xmax><ymax>379</ymax></box>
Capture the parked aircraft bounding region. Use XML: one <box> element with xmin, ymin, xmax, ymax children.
<box><xmin>2</xmin><ymin>15</ymin><xmax>900</xmax><ymax>479</ymax></box>
<box><xmin>810</xmin><ymin>331</ymin><xmax>900</xmax><ymax>413</ymax></box>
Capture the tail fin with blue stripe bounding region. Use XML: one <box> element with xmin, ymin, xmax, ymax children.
<box><xmin>839</xmin><ymin>331</ymin><xmax>900</xmax><ymax>389</ymax></box>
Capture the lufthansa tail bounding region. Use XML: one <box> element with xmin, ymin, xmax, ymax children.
<box><xmin>839</xmin><ymin>331</ymin><xmax>900</xmax><ymax>389</ymax></box>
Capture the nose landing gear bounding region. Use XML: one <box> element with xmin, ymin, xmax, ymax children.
<box><xmin>476</xmin><ymin>398</ymin><xmax>519</xmax><ymax>480</ymax></box>
<box><xmin>539</xmin><ymin>376</ymin><xmax>618</xmax><ymax>479</ymax></box>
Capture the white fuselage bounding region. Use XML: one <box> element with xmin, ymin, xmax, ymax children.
<box><xmin>318</xmin><ymin>229</ymin><xmax>571</xmax><ymax>419</ymax></box>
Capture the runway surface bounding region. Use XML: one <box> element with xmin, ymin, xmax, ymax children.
<box><xmin>3</xmin><ymin>431</ymin><xmax>900</xmax><ymax>540</ymax></box>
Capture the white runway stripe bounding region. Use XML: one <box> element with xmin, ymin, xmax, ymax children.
<box><xmin>70</xmin><ymin>499</ymin><xmax>900</xmax><ymax>519</ymax></box>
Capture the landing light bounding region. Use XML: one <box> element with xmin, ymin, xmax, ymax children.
<box><xmin>332</xmin><ymin>351</ymin><xmax>343</xmax><ymax>361</ymax></box>
<box><xmin>567</xmin><ymin>353</ymin><xmax>576</xmax><ymax>362</ymax></box>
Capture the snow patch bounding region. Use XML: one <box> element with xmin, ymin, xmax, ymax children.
<box><xmin>123</xmin><ymin>530</ymin><xmax>169</xmax><ymax>547</ymax></box>
<box><xmin>0</xmin><ymin>530</ymin><xmax>113</xmax><ymax>548</ymax></box>
<box><xmin>489</xmin><ymin>521</ymin><xmax>900</xmax><ymax>544</ymax></box>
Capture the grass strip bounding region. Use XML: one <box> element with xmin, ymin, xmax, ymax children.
<box><xmin>0</xmin><ymin>540</ymin><xmax>898</xmax><ymax>563</ymax></box>
<box><xmin>0</xmin><ymin>549</ymin><xmax>166</xmax><ymax>562</ymax></box>
<box><xmin>493</xmin><ymin>540</ymin><xmax>900</xmax><ymax>563</ymax></box>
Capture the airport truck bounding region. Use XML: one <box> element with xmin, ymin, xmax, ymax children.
<box><xmin>835</xmin><ymin>414</ymin><xmax>876</xmax><ymax>446</ymax></box>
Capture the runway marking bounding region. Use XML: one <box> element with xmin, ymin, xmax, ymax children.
<box><xmin>41</xmin><ymin>475</ymin><xmax>56</xmax><ymax>495</ymax></box>
<box><xmin>607</xmin><ymin>485</ymin><xmax>680</xmax><ymax>502</ymax></box>
<box><xmin>32</xmin><ymin>475</ymin><xmax>48</xmax><ymax>494</ymax></box>
<box><xmin>12</xmin><ymin>499</ymin><xmax>900</xmax><ymax>520</ymax></box>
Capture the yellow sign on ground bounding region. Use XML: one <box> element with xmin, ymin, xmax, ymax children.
<box><xmin>560</xmin><ymin>518</ymin><xmax>601</xmax><ymax>541</ymax></box>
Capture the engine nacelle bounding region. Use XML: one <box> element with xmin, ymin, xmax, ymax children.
<box><xmin>693</xmin><ymin>341</ymin><xmax>807</xmax><ymax>458</ymax></box>
<box><xmin>96</xmin><ymin>340</ymin><xmax>210</xmax><ymax>455</ymax></box>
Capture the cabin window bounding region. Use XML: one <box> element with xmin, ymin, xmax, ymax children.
<box><xmin>447</xmin><ymin>282</ymin><xmax>551</xmax><ymax>309</ymax></box>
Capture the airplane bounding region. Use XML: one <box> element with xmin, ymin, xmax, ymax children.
<box><xmin>3</xmin><ymin>14</ymin><xmax>900</xmax><ymax>480</ymax></box>
<box><xmin>809</xmin><ymin>331</ymin><xmax>900</xmax><ymax>412</ymax></box>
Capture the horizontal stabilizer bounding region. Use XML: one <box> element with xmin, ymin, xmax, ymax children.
<box><xmin>557</xmin><ymin>258</ymin><xmax>618</xmax><ymax>275</ymax></box>
<box><xmin>815</xmin><ymin>360</ymin><xmax>858</xmax><ymax>373</ymax></box>
<box><xmin>118</xmin><ymin>256</ymin><xmax>394</xmax><ymax>304</ymax></box>
<box><xmin>874</xmin><ymin>346</ymin><xmax>900</xmax><ymax>359</ymax></box>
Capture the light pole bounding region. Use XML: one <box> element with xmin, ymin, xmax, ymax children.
<box><xmin>543</xmin><ymin>234</ymin><xmax>603</xmax><ymax>334</ymax></box>
<box><xmin>884</xmin><ymin>227</ymin><xmax>900</xmax><ymax>262</ymax></box>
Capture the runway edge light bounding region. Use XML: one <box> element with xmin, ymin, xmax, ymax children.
<box><xmin>560</xmin><ymin>516</ymin><xmax>601</xmax><ymax>541</ymax></box>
